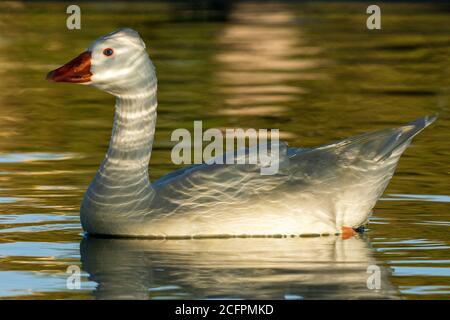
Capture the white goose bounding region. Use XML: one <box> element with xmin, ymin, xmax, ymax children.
<box><xmin>47</xmin><ymin>28</ymin><xmax>436</xmax><ymax>239</ymax></box>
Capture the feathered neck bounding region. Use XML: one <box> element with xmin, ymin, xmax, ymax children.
<box><xmin>81</xmin><ymin>79</ymin><xmax>158</xmax><ymax>224</ymax></box>
<box><xmin>103</xmin><ymin>82</ymin><xmax>158</xmax><ymax>173</ymax></box>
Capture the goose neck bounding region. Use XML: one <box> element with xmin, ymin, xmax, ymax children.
<box><xmin>104</xmin><ymin>87</ymin><xmax>158</xmax><ymax>171</ymax></box>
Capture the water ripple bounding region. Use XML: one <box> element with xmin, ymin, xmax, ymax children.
<box><xmin>383</xmin><ymin>194</ymin><xmax>450</xmax><ymax>203</ymax></box>
<box><xmin>0</xmin><ymin>241</ymin><xmax>78</xmax><ymax>258</ymax></box>
<box><xmin>0</xmin><ymin>224</ymin><xmax>80</xmax><ymax>234</ymax></box>
<box><xmin>393</xmin><ymin>267</ymin><xmax>450</xmax><ymax>277</ymax></box>
<box><xmin>0</xmin><ymin>214</ymin><xmax>77</xmax><ymax>224</ymax></box>
<box><xmin>0</xmin><ymin>197</ymin><xmax>26</xmax><ymax>204</ymax></box>
<box><xmin>0</xmin><ymin>153</ymin><xmax>79</xmax><ymax>164</ymax></box>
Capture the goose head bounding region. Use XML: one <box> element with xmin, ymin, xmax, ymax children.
<box><xmin>47</xmin><ymin>28</ymin><xmax>156</xmax><ymax>97</ymax></box>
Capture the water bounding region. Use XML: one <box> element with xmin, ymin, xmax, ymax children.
<box><xmin>0</xmin><ymin>1</ymin><xmax>449</xmax><ymax>299</ymax></box>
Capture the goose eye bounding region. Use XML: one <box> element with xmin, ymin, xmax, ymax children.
<box><xmin>103</xmin><ymin>48</ymin><xmax>114</xmax><ymax>57</ymax></box>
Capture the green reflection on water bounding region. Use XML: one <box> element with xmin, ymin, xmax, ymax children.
<box><xmin>0</xmin><ymin>1</ymin><xmax>448</xmax><ymax>299</ymax></box>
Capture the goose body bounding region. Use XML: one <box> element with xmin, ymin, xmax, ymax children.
<box><xmin>47</xmin><ymin>28</ymin><xmax>436</xmax><ymax>238</ymax></box>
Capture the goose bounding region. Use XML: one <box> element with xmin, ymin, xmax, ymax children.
<box><xmin>47</xmin><ymin>28</ymin><xmax>436</xmax><ymax>239</ymax></box>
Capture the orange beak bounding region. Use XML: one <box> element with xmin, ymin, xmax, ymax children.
<box><xmin>46</xmin><ymin>51</ymin><xmax>92</xmax><ymax>83</ymax></box>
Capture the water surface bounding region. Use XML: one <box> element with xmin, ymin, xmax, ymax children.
<box><xmin>0</xmin><ymin>1</ymin><xmax>449</xmax><ymax>299</ymax></box>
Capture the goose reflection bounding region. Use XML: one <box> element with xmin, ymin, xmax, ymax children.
<box><xmin>80</xmin><ymin>236</ymin><xmax>398</xmax><ymax>299</ymax></box>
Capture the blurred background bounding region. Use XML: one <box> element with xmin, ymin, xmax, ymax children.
<box><xmin>0</xmin><ymin>0</ymin><xmax>448</xmax><ymax>299</ymax></box>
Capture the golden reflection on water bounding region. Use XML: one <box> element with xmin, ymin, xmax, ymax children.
<box><xmin>216</xmin><ymin>2</ymin><xmax>322</xmax><ymax>118</ymax></box>
<box><xmin>0</xmin><ymin>1</ymin><xmax>448</xmax><ymax>299</ymax></box>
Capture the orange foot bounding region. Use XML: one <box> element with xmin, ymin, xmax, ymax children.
<box><xmin>341</xmin><ymin>226</ymin><xmax>357</xmax><ymax>240</ymax></box>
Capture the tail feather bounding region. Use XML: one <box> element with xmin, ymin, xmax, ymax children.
<box><xmin>373</xmin><ymin>114</ymin><xmax>437</xmax><ymax>162</ymax></box>
<box><xmin>319</xmin><ymin>115</ymin><xmax>437</xmax><ymax>163</ymax></box>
